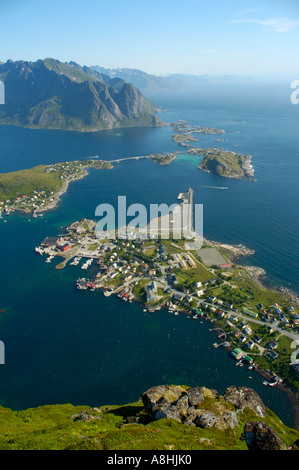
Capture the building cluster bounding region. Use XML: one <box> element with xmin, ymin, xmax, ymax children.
<box><xmin>35</xmin><ymin>220</ymin><xmax>299</xmax><ymax>380</ymax></box>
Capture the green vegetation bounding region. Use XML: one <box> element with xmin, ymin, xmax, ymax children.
<box><xmin>176</xmin><ymin>262</ymin><xmax>213</xmax><ymax>290</ymax></box>
<box><xmin>36</xmin><ymin>213</ymin><xmax>299</xmax><ymax>397</ymax></box>
<box><xmin>149</xmin><ymin>152</ymin><xmax>177</xmax><ymax>165</ymax></box>
<box><xmin>172</xmin><ymin>134</ymin><xmax>198</xmax><ymax>144</ymax></box>
<box><xmin>190</xmin><ymin>147</ymin><xmax>254</xmax><ymax>180</ymax></box>
<box><xmin>0</xmin><ymin>58</ymin><xmax>163</xmax><ymax>131</ymax></box>
<box><xmin>0</xmin><ymin>391</ymin><xmax>298</xmax><ymax>450</ymax></box>
<box><xmin>0</xmin><ymin>165</ymin><xmax>62</xmax><ymax>202</ymax></box>
<box><xmin>0</xmin><ymin>159</ymin><xmax>112</xmax><ymax>212</ymax></box>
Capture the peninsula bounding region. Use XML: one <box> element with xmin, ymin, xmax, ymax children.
<box><xmin>0</xmin><ymin>159</ymin><xmax>113</xmax><ymax>216</ymax></box>
<box><xmin>0</xmin><ymin>152</ymin><xmax>177</xmax><ymax>217</ymax></box>
<box><xmin>35</xmin><ymin>189</ymin><xmax>299</xmax><ymax>397</ymax></box>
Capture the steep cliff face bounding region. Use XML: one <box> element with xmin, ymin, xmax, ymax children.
<box><xmin>0</xmin><ymin>59</ymin><xmax>163</xmax><ymax>131</ymax></box>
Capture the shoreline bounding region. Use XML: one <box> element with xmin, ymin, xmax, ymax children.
<box><xmin>202</xmin><ymin>236</ymin><xmax>299</xmax><ymax>305</ymax></box>
<box><xmin>97</xmin><ymin>265</ymin><xmax>299</xmax><ymax>430</ymax></box>
<box><xmin>34</xmin><ymin>170</ymin><xmax>89</xmax><ymax>214</ymax></box>
<box><xmin>205</xmin><ymin>314</ymin><xmax>299</xmax><ymax>430</ymax></box>
<box><xmin>0</xmin><ymin>118</ymin><xmax>167</xmax><ymax>134</ymax></box>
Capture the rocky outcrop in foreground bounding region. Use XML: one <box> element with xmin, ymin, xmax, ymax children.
<box><xmin>141</xmin><ymin>384</ymin><xmax>296</xmax><ymax>450</ymax></box>
<box><xmin>244</xmin><ymin>421</ymin><xmax>288</xmax><ymax>450</ymax></box>
<box><xmin>1</xmin><ymin>383</ymin><xmax>299</xmax><ymax>450</ymax></box>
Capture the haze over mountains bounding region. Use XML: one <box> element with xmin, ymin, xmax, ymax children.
<box><xmin>0</xmin><ymin>58</ymin><xmax>289</xmax><ymax>132</ymax></box>
<box><xmin>90</xmin><ymin>65</ymin><xmax>288</xmax><ymax>96</ymax></box>
<box><xmin>0</xmin><ymin>59</ymin><xmax>163</xmax><ymax>131</ymax></box>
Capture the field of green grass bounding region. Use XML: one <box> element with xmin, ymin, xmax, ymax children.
<box><xmin>0</xmin><ymin>165</ymin><xmax>63</xmax><ymax>202</ymax></box>
<box><xmin>0</xmin><ymin>392</ymin><xmax>298</xmax><ymax>450</ymax></box>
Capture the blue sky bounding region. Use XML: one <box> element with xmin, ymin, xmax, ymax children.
<box><xmin>1</xmin><ymin>0</ymin><xmax>298</xmax><ymax>77</ymax></box>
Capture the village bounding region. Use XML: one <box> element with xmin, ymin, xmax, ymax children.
<box><xmin>35</xmin><ymin>215</ymin><xmax>299</xmax><ymax>392</ymax></box>
<box><xmin>0</xmin><ymin>158</ymin><xmax>113</xmax><ymax>217</ymax></box>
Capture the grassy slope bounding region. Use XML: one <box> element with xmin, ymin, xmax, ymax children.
<box><xmin>198</xmin><ymin>149</ymin><xmax>249</xmax><ymax>178</ymax></box>
<box><xmin>0</xmin><ymin>395</ymin><xmax>298</xmax><ymax>450</ymax></box>
<box><xmin>0</xmin><ymin>166</ymin><xmax>63</xmax><ymax>202</ymax></box>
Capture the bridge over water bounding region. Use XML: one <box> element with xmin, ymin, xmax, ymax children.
<box><xmin>109</xmin><ymin>155</ymin><xmax>152</xmax><ymax>164</ymax></box>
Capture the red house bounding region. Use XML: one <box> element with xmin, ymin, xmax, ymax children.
<box><xmin>56</xmin><ymin>242</ymin><xmax>70</xmax><ymax>252</ymax></box>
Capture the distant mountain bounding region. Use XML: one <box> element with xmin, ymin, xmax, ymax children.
<box><xmin>90</xmin><ymin>66</ymin><xmax>177</xmax><ymax>95</ymax></box>
<box><xmin>0</xmin><ymin>59</ymin><xmax>164</xmax><ymax>131</ymax></box>
<box><xmin>90</xmin><ymin>66</ymin><xmax>286</xmax><ymax>96</ymax></box>
<box><xmin>89</xmin><ymin>66</ymin><xmax>242</xmax><ymax>95</ymax></box>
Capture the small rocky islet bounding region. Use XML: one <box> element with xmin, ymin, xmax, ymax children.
<box><xmin>170</xmin><ymin>120</ymin><xmax>255</xmax><ymax>181</ymax></box>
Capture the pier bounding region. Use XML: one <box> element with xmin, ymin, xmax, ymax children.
<box><xmin>177</xmin><ymin>187</ymin><xmax>194</xmax><ymax>233</ymax></box>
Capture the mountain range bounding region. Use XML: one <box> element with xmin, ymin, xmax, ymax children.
<box><xmin>0</xmin><ymin>58</ymin><xmax>163</xmax><ymax>131</ymax></box>
<box><xmin>90</xmin><ymin>66</ymin><xmax>287</xmax><ymax>97</ymax></box>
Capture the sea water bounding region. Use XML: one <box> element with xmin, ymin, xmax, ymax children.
<box><xmin>0</xmin><ymin>82</ymin><xmax>298</xmax><ymax>427</ymax></box>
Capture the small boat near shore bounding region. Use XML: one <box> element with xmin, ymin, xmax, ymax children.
<box><xmin>263</xmin><ymin>376</ymin><xmax>282</xmax><ymax>387</ymax></box>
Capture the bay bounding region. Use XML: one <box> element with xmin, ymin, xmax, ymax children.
<box><xmin>0</xmin><ymin>82</ymin><xmax>298</xmax><ymax>428</ymax></box>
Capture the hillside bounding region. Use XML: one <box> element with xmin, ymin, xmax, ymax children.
<box><xmin>190</xmin><ymin>147</ymin><xmax>255</xmax><ymax>180</ymax></box>
<box><xmin>0</xmin><ymin>159</ymin><xmax>113</xmax><ymax>215</ymax></box>
<box><xmin>0</xmin><ymin>59</ymin><xmax>163</xmax><ymax>131</ymax></box>
<box><xmin>0</xmin><ymin>384</ymin><xmax>298</xmax><ymax>450</ymax></box>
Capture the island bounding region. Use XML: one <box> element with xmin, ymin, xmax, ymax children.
<box><xmin>35</xmin><ymin>188</ymin><xmax>299</xmax><ymax>397</ymax></box>
<box><xmin>171</xmin><ymin>121</ymin><xmax>225</xmax><ymax>148</ymax></box>
<box><xmin>169</xmin><ymin>120</ymin><xmax>256</xmax><ymax>180</ymax></box>
<box><xmin>172</xmin><ymin>133</ymin><xmax>199</xmax><ymax>145</ymax></box>
<box><xmin>171</xmin><ymin>120</ymin><xmax>225</xmax><ymax>136</ymax></box>
<box><xmin>188</xmin><ymin>147</ymin><xmax>255</xmax><ymax>180</ymax></box>
<box><xmin>148</xmin><ymin>152</ymin><xmax>177</xmax><ymax>165</ymax></box>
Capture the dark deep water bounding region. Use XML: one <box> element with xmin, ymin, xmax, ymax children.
<box><xmin>0</xmin><ymin>83</ymin><xmax>298</xmax><ymax>428</ymax></box>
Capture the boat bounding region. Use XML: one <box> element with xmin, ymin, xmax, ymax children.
<box><xmin>76</xmin><ymin>284</ymin><xmax>87</xmax><ymax>290</ymax></box>
<box><xmin>76</xmin><ymin>278</ymin><xmax>88</xmax><ymax>290</ymax></box>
